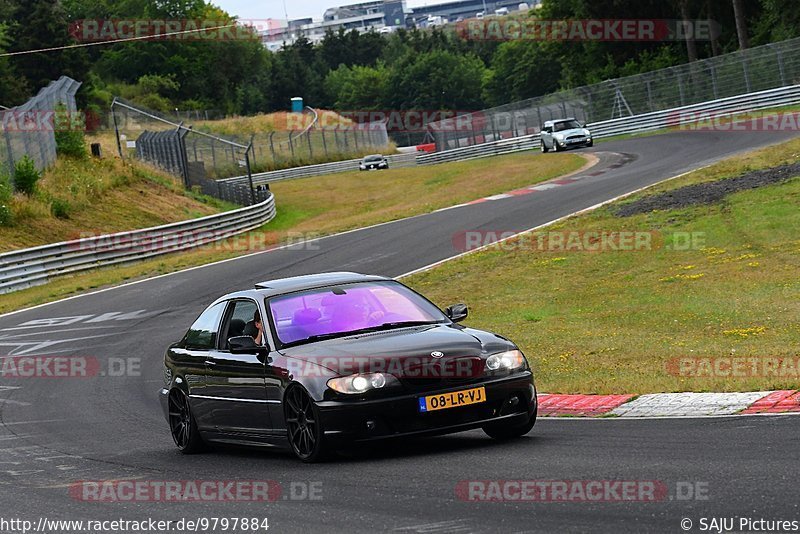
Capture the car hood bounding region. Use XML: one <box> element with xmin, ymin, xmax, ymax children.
<box><xmin>278</xmin><ymin>323</ymin><xmax>515</xmax><ymax>377</ymax></box>
<box><xmin>553</xmin><ymin>127</ymin><xmax>590</xmax><ymax>138</ymax></box>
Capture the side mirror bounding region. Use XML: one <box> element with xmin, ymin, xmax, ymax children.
<box><xmin>228</xmin><ymin>336</ymin><xmax>266</xmax><ymax>354</ymax></box>
<box><xmin>445</xmin><ymin>303</ymin><xmax>468</xmax><ymax>323</ymax></box>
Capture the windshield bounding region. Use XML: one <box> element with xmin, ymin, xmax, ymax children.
<box><xmin>553</xmin><ymin>120</ymin><xmax>582</xmax><ymax>132</ymax></box>
<box><xmin>267</xmin><ymin>281</ymin><xmax>447</xmax><ymax>346</ymax></box>
<box><xmin>364</xmin><ymin>155</ymin><xmax>384</xmax><ymax>162</ymax></box>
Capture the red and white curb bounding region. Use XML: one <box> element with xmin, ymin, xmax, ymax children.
<box><xmin>537</xmin><ymin>391</ymin><xmax>800</xmax><ymax>418</ymax></box>
<box><xmin>435</xmin><ymin>152</ymin><xmax>634</xmax><ymax>212</ymax></box>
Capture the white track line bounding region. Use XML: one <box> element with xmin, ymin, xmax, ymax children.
<box><xmin>397</xmin><ymin>165</ymin><xmax>708</xmax><ymax>279</ymax></box>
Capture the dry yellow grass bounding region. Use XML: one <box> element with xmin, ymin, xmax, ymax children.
<box><xmin>0</xmin><ymin>141</ymin><xmax>231</xmax><ymax>252</ymax></box>
<box><xmin>272</xmin><ymin>152</ymin><xmax>586</xmax><ymax>235</ymax></box>
<box><xmin>0</xmin><ymin>151</ymin><xmax>585</xmax><ymax>313</ymax></box>
<box><xmin>405</xmin><ymin>138</ymin><xmax>800</xmax><ymax>394</ymax></box>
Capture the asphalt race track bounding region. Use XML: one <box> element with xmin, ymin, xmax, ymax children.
<box><xmin>0</xmin><ymin>130</ymin><xmax>798</xmax><ymax>533</ymax></box>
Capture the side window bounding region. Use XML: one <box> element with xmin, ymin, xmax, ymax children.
<box><xmin>184</xmin><ymin>302</ymin><xmax>225</xmax><ymax>350</ymax></box>
<box><xmin>221</xmin><ymin>300</ymin><xmax>259</xmax><ymax>348</ymax></box>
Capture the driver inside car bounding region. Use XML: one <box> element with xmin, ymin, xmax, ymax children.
<box><xmin>330</xmin><ymin>300</ymin><xmax>385</xmax><ymax>332</ymax></box>
<box><xmin>243</xmin><ymin>310</ymin><xmax>264</xmax><ymax>345</ymax></box>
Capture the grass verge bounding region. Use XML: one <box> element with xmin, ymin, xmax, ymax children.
<box><xmin>404</xmin><ymin>138</ymin><xmax>800</xmax><ymax>395</ymax></box>
<box><xmin>0</xmin><ymin>151</ymin><xmax>585</xmax><ymax>314</ymax></box>
<box><xmin>0</xmin><ymin>152</ymin><xmax>233</xmax><ymax>252</ymax></box>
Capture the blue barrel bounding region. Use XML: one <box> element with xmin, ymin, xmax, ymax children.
<box><xmin>291</xmin><ymin>97</ymin><xmax>304</xmax><ymax>113</ymax></box>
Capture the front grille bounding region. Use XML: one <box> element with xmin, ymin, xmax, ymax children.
<box><xmin>399</xmin><ymin>357</ymin><xmax>484</xmax><ymax>392</ymax></box>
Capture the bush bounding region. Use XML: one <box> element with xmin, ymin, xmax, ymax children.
<box><xmin>0</xmin><ymin>171</ymin><xmax>11</xmax><ymax>202</ymax></box>
<box><xmin>0</xmin><ymin>204</ymin><xmax>11</xmax><ymax>226</ymax></box>
<box><xmin>13</xmin><ymin>156</ymin><xmax>40</xmax><ymax>196</ymax></box>
<box><xmin>54</xmin><ymin>103</ymin><xmax>88</xmax><ymax>158</ymax></box>
<box><xmin>55</xmin><ymin>127</ymin><xmax>88</xmax><ymax>158</ymax></box>
<box><xmin>0</xmin><ymin>172</ymin><xmax>12</xmax><ymax>227</ymax></box>
<box><xmin>50</xmin><ymin>198</ymin><xmax>71</xmax><ymax>219</ymax></box>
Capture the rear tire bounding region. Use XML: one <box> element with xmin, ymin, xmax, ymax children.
<box><xmin>541</xmin><ymin>141</ymin><xmax>548</xmax><ymax>153</ymax></box>
<box><xmin>483</xmin><ymin>411</ymin><xmax>536</xmax><ymax>441</ymax></box>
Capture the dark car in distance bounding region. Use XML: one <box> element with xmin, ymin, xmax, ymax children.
<box><xmin>359</xmin><ymin>154</ymin><xmax>389</xmax><ymax>171</ymax></box>
<box><xmin>160</xmin><ymin>272</ymin><xmax>537</xmax><ymax>462</ymax></box>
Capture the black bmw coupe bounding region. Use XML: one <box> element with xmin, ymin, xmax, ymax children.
<box><xmin>160</xmin><ymin>272</ymin><xmax>537</xmax><ymax>461</ymax></box>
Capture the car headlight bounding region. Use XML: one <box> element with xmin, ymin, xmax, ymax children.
<box><xmin>485</xmin><ymin>350</ymin><xmax>526</xmax><ymax>371</ymax></box>
<box><xmin>327</xmin><ymin>372</ymin><xmax>396</xmax><ymax>394</ymax></box>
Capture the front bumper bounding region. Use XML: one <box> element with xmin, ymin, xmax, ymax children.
<box><xmin>316</xmin><ymin>372</ymin><xmax>536</xmax><ymax>443</ymax></box>
<box><xmin>559</xmin><ymin>138</ymin><xmax>592</xmax><ymax>148</ymax></box>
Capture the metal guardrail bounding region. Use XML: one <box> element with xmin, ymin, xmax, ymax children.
<box><xmin>3</xmin><ymin>85</ymin><xmax>798</xmax><ymax>295</ymax></box>
<box><xmin>0</xmin><ymin>193</ymin><xmax>276</xmax><ymax>294</ymax></box>
<box><xmin>427</xmin><ymin>37</ymin><xmax>800</xmax><ymax>151</ymax></box>
<box><xmin>221</xmin><ymin>153</ymin><xmax>418</xmax><ymax>186</ymax></box>
<box><xmin>418</xmin><ymin>84</ymin><xmax>800</xmax><ymax>165</ymax></box>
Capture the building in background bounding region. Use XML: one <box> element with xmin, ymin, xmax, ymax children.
<box><xmin>261</xmin><ymin>0</ymin><xmax>535</xmax><ymax>50</ymax></box>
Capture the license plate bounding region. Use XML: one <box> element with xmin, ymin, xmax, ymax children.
<box><xmin>418</xmin><ymin>386</ymin><xmax>486</xmax><ymax>413</ymax></box>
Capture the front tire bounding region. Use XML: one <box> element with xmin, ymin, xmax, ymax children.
<box><xmin>285</xmin><ymin>386</ymin><xmax>329</xmax><ymax>462</ymax></box>
<box><xmin>168</xmin><ymin>389</ymin><xmax>205</xmax><ymax>454</ymax></box>
<box><xmin>483</xmin><ymin>411</ymin><xmax>536</xmax><ymax>441</ymax></box>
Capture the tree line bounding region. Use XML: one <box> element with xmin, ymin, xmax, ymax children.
<box><xmin>0</xmin><ymin>0</ymin><xmax>797</xmax><ymax>116</ymax></box>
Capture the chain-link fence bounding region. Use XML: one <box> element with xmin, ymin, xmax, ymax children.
<box><xmin>112</xmin><ymin>99</ymin><xmax>391</xmax><ymax>181</ymax></box>
<box><xmin>206</xmin><ymin>108</ymin><xmax>391</xmax><ymax>173</ymax></box>
<box><xmin>429</xmin><ymin>37</ymin><xmax>800</xmax><ymax>151</ymax></box>
<box><xmin>0</xmin><ymin>76</ymin><xmax>82</xmax><ymax>179</ymax></box>
<box><xmin>111</xmin><ymin>97</ymin><xmax>267</xmax><ymax>206</ymax></box>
